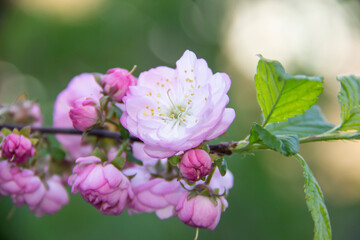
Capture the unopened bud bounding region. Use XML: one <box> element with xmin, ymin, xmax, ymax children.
<box><xmin>101</xmin><ymin>68</ymin><xmax>137</xmax><ymax>102</ymax></box>
<box><xmin>1</xmin><ymin>133</ymin><xmax>35</xmax><ymax>164</ymax></box>
<box><xmin>69</xmin><ymin>97</ymin><xmax>100</xmax><ymax>131</ymax></box>
<box><xmin>179</xmin><ymin>149</ymin><xmax>212</xmax><ymax>181</ymax></box>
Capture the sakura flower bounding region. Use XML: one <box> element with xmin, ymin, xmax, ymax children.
<box><xmin>32</xmin><ymin>175</ymin><xmax>69</xmax><ymax>217</ymax></box>
<box><xmin>123</xmin><ymin>166</ymin><xmax>185</xmax><ymax>219</ymax></box>
<box><xmin>53</xmin><ymin>73</ymin><xmax>102</xmax><ymax>159</ymax></box>
<box><xmin>68</xmin><ymin>156</ymin><xmax>134</xmax><ymax>215</ymax></box>
<box><xmin>121</xmin><ymin>50</ymin><xmax>235</xmax><ymax>158</ymax></box>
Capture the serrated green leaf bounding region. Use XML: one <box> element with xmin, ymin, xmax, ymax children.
<box><xmin>48</xmin><ymin>147</ymin><xmax>66</xmax><ymax>161</ymax></box>
<box><xmin>20</xmin><ymin>127</ymin><xmax>31</xmax><ymax>137</ymax></box>
<box><xmin>255</xmin><ymin>56</ymin><xmax>323</xmax><ymax>125</ymax></box>
<box><xmin>1</xmin><ymin>128</ymin><xmax>11</xmax><ymax>136</ymax></box>
<box><xmin>93</xmin><ymin>147</ymin><xmax>107</xmax><ymax>162</ymax></box>
<box><xmin>250</xmin><ymin>123</ymin><xmax>299</xmax><ymax>156</ymax></box>
<box><xmin>265</xmin><ymin>106</ymin><xmax>334</xmax><ymax>138</ymax></box>
<box><xmin>337</xmin><ymin>75</ymin><xmax>360</xmax><ymax>131</ymax></box>
<box><xmin>168</xmin><ymin>155</ymin><xmax>181</xmax><ymax>166</ymax></box>
<box><xmin>295</xmin><ymin>154</ymin><xmax>331</xmax><ymax>240</ymax></box>
<box><xmin>111</xmin><ymin>156</ymin><xmax>126</xmax><ymax>170</ymax></box>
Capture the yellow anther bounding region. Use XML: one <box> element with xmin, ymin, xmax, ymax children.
<box><xmin>157</xmin><ymin>82</ymin><xmax>160</xmax><ymax>85</ymax></box>
<box><xmin>166</xmin><ymin>78</ymin><xmax>169</xmax><ymax>82</ymax></box>
<box><xmin>191</xmin><ymin>93</ymin><xmax>195</xmax><ymax>96</ymax></box>
<box><xmin>195</xmin><ymin>119</ymin><xmax>198</xmax><ymax>123</ymax></box>
<box><xmin>185</xmin><ymin>70</ymin><xmax>187</xmax><ymax>73</ymax></box>
<box><xmin>188</xmin><ymin>100</ymin><xmax>192</xmax><ymax>104</ymax></box>
<box><xmin>151</xmin><ymin>108</ymin><xmax>154</xmax><ymax>111</ymax></box>
<box><xmin>149</xmin><ymin>92</ymin><xmax>152</xmax><ymax>96</ymax></box>
<box><xmin>191</xmin><ymin>84</ymin><xmax>194</xmax><ymax>88</ymax></box>
<box><xmin>146</xmin><ymin>106</ymin><xmax>149</xmax><ymax>109</ymax></box>
<box><xmin>181</xmin><ymin>108</ymin><xmax>185</xmax><ymax>112</ymax></box>
<box><xmin>143</xmin><ymin>111</ymin><xmax>148</xmax><ymax>116</ymax></box>
<box><xmin>198</xmin><ymin>85</ymin><xmax>201</xmax><ymax>88</ymax></box>
<box><xmin>191</xmin><ymin>69</ymin><xmax>194</xmax><ymax>72</ymax></box>
<box><xmin>184</xmin><ymin>94</ymin><xmax>189</xmax><ymax>98</ymax></box>
<box><xmin>151</xmin><ymin>112</ymin><xmax>154</xmax><ymax>116</ymax></box>
<box><xmin>161</xmin><ymin>84</ymin><xmax>165</xmax><ymax>87</ymax></box>
<box><xmin>205</xmin><ymin>97</ymin><xmax>207</xmax><ymax>101</ymax></box>
<box><xmin>158</xmin><ymin>107</ymin><xmax>161</xmax><ymax>109</ymax></box>
<box><xmin>171</xmin><ymin>113</ymin><xmax>175</xmax><ymax>118</ymax></box>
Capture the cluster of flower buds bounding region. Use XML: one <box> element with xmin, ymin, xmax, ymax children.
<box><xmin>0</xmin><ymin>128</ymin><xmax>69</xmax><ymax>217</ymax></box>
<box><xmin>0</xmin><ymin>50</ymin><xmax>235</xmax><ymax>232</ymax></box>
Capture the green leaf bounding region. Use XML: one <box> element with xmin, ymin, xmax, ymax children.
<box><xmin>168</xmin><ymin>155</ymin><xmax>181</xmax><ymax>166</ymax></box>
<box><xmin>337</xmin><ymin>75</ymin><xmax>360</xmax><ymax>131</ymax></box>
<box><xmin>111</xmin><ymin>156</ymin><xmax>126</xmax><ymax>170</ymax></box>
<box><xmin>265</xmin><ymin>106</ymin><xmax>334</xmax><ymax>138</ymax></box>
<box><xmin>93</xmin><ymin>147</ymin><xmax>107</xmax><ymax>162</ymax></box>
<box><xmin>250</xmin><ymin>123</ymin><xmax>299</xmax><ymax>156</ymax></box>
<box><xmin>1</xmin><ymin>128</ymin><xmax>12</xmax><ymax>136</ymax></box>
<box><xmin>255</xmin><ymin>56</ymin><xmax>323</xmax><ymax>125</ymax></box>
<box><xmin>93</xmin><ymin>74</ymin><xmax>103</xmax><ymax>87</ymax></box>
<box><xmin>214</xmin><ymin>157</ymin><xmax>227</xmax><ymax>176</ymax></box>
<box><xmin>30</xmin><ymin>138</ymin><xmax>39</xmax><ymax>146</ymax></box>
<box><xmin>20</xmin><ymin>127</ymin><xmax>31</xmax><ymax>137</ymax></box>
<box><xmin>111</xmin><ymin>104</ymin><xmax>123</xmax><ymax>119</ymax></box>
<box><xmin>48</xmin><ymin>147</ymin><xmax>66</xmax><ymax>161</ymax></box>
<box><xmin>294</xmin><ymin>154</ymin><xmax>331</xmax><ymax>240</ymax></box>
<box><xmin>126</xmin><ymin>150</ymin><xmax>143</xmax><ymax>166</ymax></box>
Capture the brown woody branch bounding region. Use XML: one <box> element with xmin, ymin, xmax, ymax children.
<box><xmin>0</xmin><ymin>123</ymin><xmax>236</xmax><ymax>155</ymax></box>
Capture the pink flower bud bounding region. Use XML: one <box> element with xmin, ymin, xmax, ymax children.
<box><xmin>102</xmin><ymin>68</ymin><xmax>137</xmax><ymax>102</ymax></box>
<box><xmin>69</xmin><ymin>97</ymin><xmax>100</xmax><ymax>131</ymax></box>
<box><xmin>68</xmin><ymin>156</ymin><xmax>134</xmax><ymax>215</ymax></box>
<box><xmin>123</xmin><ymin>166</ymin><xmax>185</xmax><ymax>219</ymax></box>
<box><xmin>1</xmin><ymin>133</ymin><xmax>35</xmax><ymax>164</ymax></box>
<box><xmin>32</xmin><ymin>175</ymin><xmax>69</xmax><ymax>217</ymax></box>
<box><xmin>179</xmin><ymin>149</ymin><xmax>212</xmax><ymax>181</ymax></box>
<box><xmin>176</xmin><ymin>192</ymin><xmax>228</xmax><ymax>230</ymax></box>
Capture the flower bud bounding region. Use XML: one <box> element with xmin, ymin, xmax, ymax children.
<box><xmin>179</xmin><ymin>149</ymin><xmax>212</xmax><ymax>181</ymax></box>
<box><xmin>69</xmin><ymin>97</ymin><xmax>100</xmax><ymax>131</ymax></box>
<box><xmin>102</xmin><ymin>68</ymin><xmax>137</xmax><ymax>102</ymax></box>
<box><xmin>176</xmin><ymin>192</ymin><xmax>228</xmax><ymax>230</ymax></box>
<box><xmin>1</xmin><ymin>133</ymin><xmax>35</xmax><ymax>164</ymax></box>
<box><xmin>68</xmin><ymin>156</ymin><xmax>134</xmax><ymax>215</ymax></box>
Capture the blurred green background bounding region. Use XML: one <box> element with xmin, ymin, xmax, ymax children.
<box><xmin>1</xmin><ymin>0</ymin><xmax>360</xmax><ymax>239</ymax></box>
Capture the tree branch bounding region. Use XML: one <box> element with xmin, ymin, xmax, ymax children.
<box><xmin>0</xmin><ymin>123</ymin><xmax>237</xmax><ymax>156</ymax></box>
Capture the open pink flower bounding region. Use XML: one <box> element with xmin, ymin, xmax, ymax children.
<box><xmin>32</xmin><ymin>175</ymin><xmax>69</xmax><ymax>217</ymax></box>
<box><xmin>121</xmin><ymin>50</ymin><xmax>235</xmax><ymax>158</ymax></box>
<box><xmin>176</xmin><ymin>192</ymin><xmax>228</xmax><ymax>230</ymax></box>
<box><xmin>53</xmin><ymin>73</ymin><xmax>102</xmax><ymax>159</ymax></box>
<box><xmin>123</xmin><ymin>166</ymin><xmax>185</xmax><ymax>219</ymax></box>
<box><xmin>102</xmin><ymin>68</ymin><xmax>137</xmax><ymax>102</ymax></box>
<box><xmin>68</xmin><ymin>156</ymin><xmax>134</xmax><ymax>215</ymax></box>
<box><xmin>1</xmin><ymin>133</ymin><xmax>35</xmax><ymax>164</ymax></box>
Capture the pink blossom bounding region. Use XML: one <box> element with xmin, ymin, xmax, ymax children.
<box><xmin>179</xmin><ymin>149</ymin><xmax>212</xmax><ymax>181</ymax></box>
<box><xmin>176</xmin><ymin>192</ymin><xmax>228</xmax><ymax>230</ymax></box>
<box><xmin>102</xmin><ymin>68</ymin><xmax>137</xmax><ymax>102</ymax></box>
<box><xmin>53</xmin><ymin>73</ymin><xmax>102</xmax><ymax>159</ymax></box>
<box><xmin>32</xmin><ymin>175</ymin><xmax>69</xmax><ymax>217</ymax></box>
<box><xmin>123</xmin><ymin>166</ymin><xmax>185</xmax><ymax>219</ymax></box>
<box><xmin>1</xmin><ymin>133</ymin><xmax>35</xmax><ymax>164</ymax></box>
<box><xmin>69</xmin><ymin>97</ymin><xmax>100</xmax><ymax>131</ymax></box>
<box><xmin>8</xmin><ymin>101</ymin><xmax>43</xmax><ymax>126</ymax></box>
<box><xmin>208</xmin><ymin>169</ymin><xmax>234</xmax><ymax>195</ymax></box>
<box><xmin>68</xmin><ymin>156</ymin><xmax>134</xmax><ymax>215</ymax></box>
<box><xmin>0</xmin><ymin>160</ymin><xmax>46</xmax><ymax>208</ymax></box>
<box><xmin>121</xmin><ymin>50</ymin><xmax>235</xmax><ymax>158</ymax></box>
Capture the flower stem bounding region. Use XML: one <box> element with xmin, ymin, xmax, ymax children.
<box><xmin>194</xmin><ymin>228</ymin><xmax>199</xmax><ymax>240</ymax></box>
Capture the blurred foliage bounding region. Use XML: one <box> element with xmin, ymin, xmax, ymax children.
<box><xmin>1</xmin><ymin>0</ymin><xmax>360</xmax><ymax>239</ymax></box>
